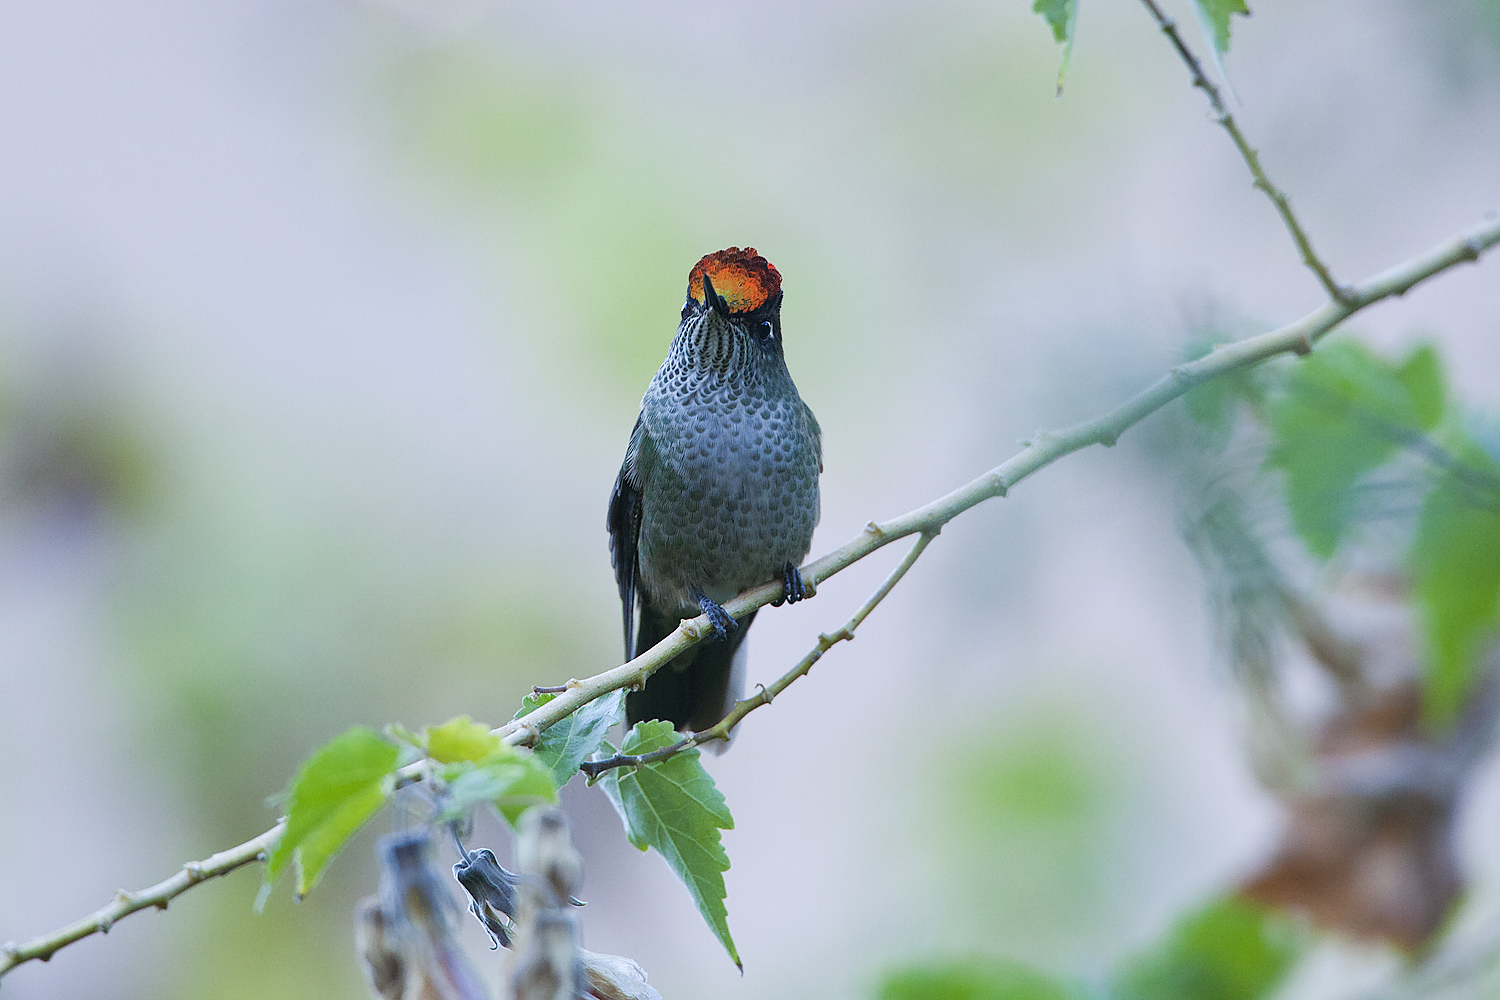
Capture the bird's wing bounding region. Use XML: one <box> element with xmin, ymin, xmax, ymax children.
<box><xmin>803</xmin><ymin>400</ymin><xmax>823</xmax><ymax>474</ymax></box>
<box><xmin>607</xmin><ymin>414</ymin><xmax>654</xmax><ymax>661</ymax></box>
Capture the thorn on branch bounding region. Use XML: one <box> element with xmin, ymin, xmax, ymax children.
<box><xmin>1169</xmin><ymin>365</ymin><xmax>1197</xmax><ymax>386</ymax></box>
<box><xmin>578</xmin><ymin>736</ymin><xmax>696</xmax><ymax>778</ymax></box>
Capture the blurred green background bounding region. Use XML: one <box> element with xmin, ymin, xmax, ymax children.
<box><xmin>1</xmin><ymin>0</ymin><xmax>1498</xmax><ymax>997</ymax></box>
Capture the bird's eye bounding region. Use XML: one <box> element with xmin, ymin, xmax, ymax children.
<box><xmin>761</xmin><ymin>320</ymin><xmax>775</xmax><ymax>339</ymax></box>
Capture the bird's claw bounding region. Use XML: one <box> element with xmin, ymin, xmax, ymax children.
<box><xmin>771</xmin><ymin>562</ymin><xmax>807</xmax><ymax>607</ymax></box>
<box><xmin>695</xmin><ymin>594</ymin><xmax>737</xmax><ymax>641</ymax></box>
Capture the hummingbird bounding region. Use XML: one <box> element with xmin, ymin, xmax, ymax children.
<box><xmin>608</xmin><ymin>247</ymin><xmax>822</xmax><ymax>734</ymax></box>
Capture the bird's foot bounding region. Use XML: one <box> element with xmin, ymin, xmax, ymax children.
<box><xmin>694</xmin><ymin>592</ymin><xmax>738</xmax><ymax>641</ymax></box>
<box><xmin>771</xmin><ymin>562</ymin><xmax>808</xmax><ymax>607</ymax></box>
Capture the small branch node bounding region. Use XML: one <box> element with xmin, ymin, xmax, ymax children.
<box><xmin>532</xmin><ymin>685</ymin><xmax>569</xmax><ymax>695</ymax></box>
<box><xmin>1029</xmin><ymin>429</ymin><xmax>1060</xmax><ymax>451</ymax></box>
<box><xmin>863</xmin><ymin>521</ymin><xmax>883</xmax><ymax>535</ymax></box>
<box><xmin>754</xmin><ymin>682</ymin><xmax>773</xmax><ymax>705</ymax></box>
<box><xmin>1292</xmin><ymin>333</ymin><xmax>1314</xmax><ymax>356</ymax></box>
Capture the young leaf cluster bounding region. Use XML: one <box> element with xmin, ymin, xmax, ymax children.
<box><xmin>260</xmin><ymin>718</ymin><xmax>558</xmax><ymax>904</ymax></box>
<box><xmin>258</xmin><ymin>694</ymin><xmax>744</xmax><ymax>972</ymax></box>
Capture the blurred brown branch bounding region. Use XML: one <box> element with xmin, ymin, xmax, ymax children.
<box><xmin>1185</xmin><ymin>472</ymin><xmax>1500</xmax><ymax>952</ymax></box>
<box><xmin>1241</xmin><ymin>643</ymin><xmax>1500</xmax><ymax>950</ymax></box>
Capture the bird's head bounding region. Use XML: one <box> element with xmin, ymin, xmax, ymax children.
<box><xmin>679</xmin><ymin>248</ymin><xmax>785</xmax><ymax>365</ymax></box>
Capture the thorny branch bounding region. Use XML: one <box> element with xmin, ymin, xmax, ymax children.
<box><xmin>580</xmin><ymin>530</ymin><xmax>939</xmax><ymax>777</ymax></box>
<box><xmin>492</xmin><ymin>206</ymin><xmax>1500</xmax><ymax>756</ymax></box>
<box><xmin>1139</xmin><ymin>0</ymin><xmax>1355</xmax><ymax>305</ymax></box>
<box><xmin>0</xmin><ymin>822</ymin><xmax>286</xmax><ymax>978</ymax></box>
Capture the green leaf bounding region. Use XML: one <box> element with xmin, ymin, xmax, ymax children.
<box><xmin>425</xmin><ymin>715</ymin><xmax>502</xmax><ymax>763</ymax></box>
<box><xmin>1193</xmin><ymin>0</ymin><xmax>1250</xmax><ymax>53</ymax></box>
<box><xmin>516</xmin><ymin>689</ymin><xmax>626</xmax><ymax>787</ymax></box>
<box><xmin>1181</xmin><ymin>341</ymin><xmax>1268</xmax><ymax>451</ymax></box>
<box><xmin>1411</xmin><ymin>439</ymin><xmax>1500</xmax><ymax>729</ymax></box>
<box><xmin>1032</xmin><ymin>0</ymin><xmax>1079</xmax><ymax>94</ymax></box>
<box><xmin>1032</xmin><ymin>0</ymin><xmax>1072</xmax><ymax>43</ymax></box>
<box><xmin>1395</xmin><ymin>343</ymin><xmax>1446</xmax><ymax>431</ymax></box>
<box><xmin>879</xmin><ymin>957</ymin><xmax>1075</xmax><ymax>1000</ymax></box>
<box><xmin>1183</xmin><ymin>374</ymin><xmax>1239</xmax><ymax>445</ymax></box>
<box><xmin>264</xmin><ymin>726</ymin><xmax>399</xmax><ymax>900</ymax></box>
<box><xmin>1265</xmin><ymin>339</ymin><xmax>1438</xmax><ymax>559</ymax></box>
<box><xmin>598</xmin><ymin>721</ymin><xmax>739</xmax><ymax>969</ymax></box>
<box><xmin>437</xmin><ymin>745</ymin><xmax>558</xmax><ymax>827</ymax></box>
<box><xmin>1112</xmin><ymin>895</ymin><xmax>1303</xmax><ymax>1000</ymax></box>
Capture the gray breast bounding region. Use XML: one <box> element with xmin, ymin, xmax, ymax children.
<box><xmin>637</xmin><ymin>377</ymin><xmax>820</xmax><ymax>616</ymax></box>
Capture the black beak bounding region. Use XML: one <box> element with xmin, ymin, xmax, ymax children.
<box><xmin>701</xmin><ymin>272</ymin><xmax>731</xmax><ymax>318</ymax></box>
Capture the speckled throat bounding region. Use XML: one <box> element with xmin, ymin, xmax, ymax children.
<box><xmin>635</xmin><ymin>308</ymin><xmax>822</xmax><ymax>618</ymax></box>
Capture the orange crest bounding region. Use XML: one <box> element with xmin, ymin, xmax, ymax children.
<box><xmin>687</xmin><ymin>247</ymin><xmax>781</xmax><ymax>314</ymax></box>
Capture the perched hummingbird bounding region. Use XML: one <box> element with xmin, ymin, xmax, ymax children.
<box><xmin>608</xmin><ymin>248</ymin><xmax>822</xmax><ymax>734</ymax></box>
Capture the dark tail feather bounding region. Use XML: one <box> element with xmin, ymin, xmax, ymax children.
<box><xmin>626</xmin><ymin>605</ymin><xmax>757</xmax><ymax>734</ymax></box>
